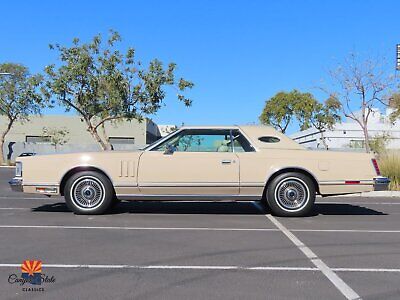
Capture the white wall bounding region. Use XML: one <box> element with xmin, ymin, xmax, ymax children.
<box><xmin>290</xmin><ymin>108</ymin><xmax>400</xmax><ymax>150</ymax></box>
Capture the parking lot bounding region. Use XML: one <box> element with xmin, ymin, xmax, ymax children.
<box><xmin>0</xmin><ymin>167</ymin><xmax>400</xmax><ymax>299</ymax></box>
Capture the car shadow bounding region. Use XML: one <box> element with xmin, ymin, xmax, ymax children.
<box><xmin>31</xmin><ymin>201</ymin><xmax>387</xmax><ymax>216</ymax></box>
<box><xmin>312</xmin><ymin>203</ymin><xmax>387</xmax><ymax>216</ymax></box>
<box><xmin>32</xmin><ymin>201</ymin><xmax>262</xmax><ymax>215</ymax></box>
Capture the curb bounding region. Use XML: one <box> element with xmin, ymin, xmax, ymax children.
<box><xmin>330</xmin><ymin>191</ymin><xmax>400</xmax><ymax>198</ymax></box>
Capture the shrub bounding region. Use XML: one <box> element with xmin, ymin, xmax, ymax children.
<box><xmin>369</xmin><ymin>133</ymin><xmax>390</xmax><ymax>155</ymax></box>
<box><xmin>379</xmin><ymin>151</ymin><xmax>400</xmax><ymax>191</ymax></box>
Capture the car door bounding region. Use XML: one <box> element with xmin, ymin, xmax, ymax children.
<box><xmin>138</xmin><ymin>129</ymin><xmax>239</xmax><ymax>196</ymax></box>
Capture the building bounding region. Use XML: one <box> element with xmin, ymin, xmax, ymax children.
<box><xmin>290</xmin><ymin>108</ymin><xmax>400</xmax><ymax>150</ymax></box>
<box><xmin>157</xmin><ymin>124</ymin><xmax>177</xmax><ymax>137</ymax></box>
<box><xmin>0</xmin><ymin>115</ymin><xmax>162</xmax><ymax>161</ymax></box>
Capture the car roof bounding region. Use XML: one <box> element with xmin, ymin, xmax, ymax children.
<box><xmin>180</xmin><ymin>125</ymin><xmax>240</xmax><ymax>130</ymax></box>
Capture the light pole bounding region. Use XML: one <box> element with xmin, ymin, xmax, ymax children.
<box><xmin>397</xmin><ymin>44</ymin><xmax>400</xmax><ymax>71</ymax></box>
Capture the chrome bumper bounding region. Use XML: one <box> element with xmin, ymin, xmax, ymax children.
<box><xmin>373</xmin><ymin>177</ymin><xmax>390</xmax><ymax>191</ymax></box>
<box><xmin>9</xmin><ymin>178</ymin><xmax>23</xmax><ymax>192</ymax></box>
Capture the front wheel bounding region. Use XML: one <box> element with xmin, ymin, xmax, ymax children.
<box><xmin>265</xmin><ymin>172</ymin><xmax>315</xmax><ymax>217</ymax></box>
<box><xmin>64</xmin><ymin>171</ymin><xmax>114</xmax><ymax>215</ymax></box>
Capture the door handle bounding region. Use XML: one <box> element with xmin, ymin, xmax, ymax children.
<box><xmin>221</xmin><ymin>159</ymin><xmax>232</xmax><ymax>164</ymax></box>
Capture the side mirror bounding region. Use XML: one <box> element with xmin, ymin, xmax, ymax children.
<box><xmin>164</xmin><ymin>144</ymin><xmax>175</xmax><ymax>155</ymax></box>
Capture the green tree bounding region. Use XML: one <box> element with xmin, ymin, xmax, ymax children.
<box><xmin>44</xmin><ymin>30</ymin><xmax>194</xmax><ymax>150</ymax></box>
<box><xmin>0</xmin><ymin>63</ymin><xmax>46</xmax><ymax>165</ymax></box>
<box><xmin>42</xmin><ymin>127</ymin><xmax>70</xmax><ymax>150</ymax></box>
<box><xmin>259</xmin><ymin>90</ymin><xmax>311</xmax><ymax>133</ymax></box>
<box><xmin>297</xmin><ymin>95</ymin><xmax>342</xmax><ymax>150</ymax></box>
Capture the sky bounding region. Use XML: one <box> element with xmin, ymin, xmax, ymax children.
<box><xmin>1</xmin><ymin>0</ymin><xmax>399</xmax><ymax>134</ymax></box>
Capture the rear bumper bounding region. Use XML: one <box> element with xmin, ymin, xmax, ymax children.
<box><xmin>373</xmin><ymin>177</ymin><xmax>390</xmax><ymax>191</ymax></box>
<box><xmin>9</xmin><ymin>177</ymin><xmax>23</xmax><ymax>192</ymax></box>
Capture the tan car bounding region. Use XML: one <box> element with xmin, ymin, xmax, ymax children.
<box><xmin>9</xmin><ymin>125</ymin><xmax>389</xmax><ymax>216</ymax></box>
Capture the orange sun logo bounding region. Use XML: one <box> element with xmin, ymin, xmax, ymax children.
<box><xmin>21</xmin><ymin>260</ymin><xmax>42</xmax><ymax>276</ymax></box>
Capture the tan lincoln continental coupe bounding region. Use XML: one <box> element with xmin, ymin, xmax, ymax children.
<box><xmin>9</xmin><ymin>125</ymin><xmax>389</xmax><ymax>216</ymax></box>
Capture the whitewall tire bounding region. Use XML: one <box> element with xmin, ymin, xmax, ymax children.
<box><xmin>265</xmin><ymin>172</ymin><xmax>315</xmax><ymax>217</ymax></box>
<box><xmin>64</xmin><ymin>171</ymin><xmax>114</xmax><ymax>215</ymax></box>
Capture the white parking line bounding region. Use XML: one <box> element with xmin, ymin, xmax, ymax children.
<box><xmin>0</xmin><ymin>197</ymin><xmax>51</xmax><ymax>200</ymax></box>
<box><xmin>1</xmin><ymin>224</ymin><xmax>400</xmax><ymax>234</ymax></box>
<box><xmin>0</xmin><ymin>263</ymin><xmax>317</xmax><ymax>271</ymax></box>
<box><xmin>292</xmin><ymin>229</ymin><xmax>400</xmax><ymax>233</ymax></box>
<box><xmin>253</xmin><ymin>202</ymin><xmax>361</xmax><ymax>300</ymax></box>
<box><xmin>333</xmin><ymin>268</ymin><xmax>400</xmax><ymax>273</ymax></box>
<box><xmin>0</xmin><ymin>208</ymin><xmax>30</xmax><ymax>210</ymax></box>
<box><xmin>0</xmin><ymin>225</ymin><xmax>278</xmax><ymax>231</ymax></box>
<box><xmin>0</xmin><ymin>263</ymin><xmax>399</xmax><ymax>273</ymax></box>
<box><xmin>318</xmin><ymin>201</ymin><xmax>400</xmax><ymax>205</ymax></box>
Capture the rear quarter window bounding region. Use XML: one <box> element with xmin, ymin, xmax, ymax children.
<box><xmin>258</xmin><ymin>136</ymin><xmax>280</xmax><ymax>143</ymax></box>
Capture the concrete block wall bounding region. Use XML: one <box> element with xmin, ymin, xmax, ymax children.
<box><xmin>2</xmin><ymin>142</ymin><xmax>144</xmax><ymax>163</ymax></box>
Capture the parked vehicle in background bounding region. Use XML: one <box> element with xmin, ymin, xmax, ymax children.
<box><xmin>18</xmin><ymin>152</ymin><xmax>37</xmax><ymax>157</ymax></box>
<box><xmin>9</xmin><ymin>126</ymin><xmax>389</xmax><ymax>217</ymax></box>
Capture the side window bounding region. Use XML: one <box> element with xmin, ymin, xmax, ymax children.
<box><xmin>231</xmin><ymin>130</ymin><xmax>255</xmax><ymax>152</ymax></box>
<box><xmin>152</xmin><ymin>129</ymin><xmax>232</xmax><ymax>152</ymax></box>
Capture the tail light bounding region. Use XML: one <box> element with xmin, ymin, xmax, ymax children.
<box><xmin>371</xmin><ymin>158</ymin><xmax>381</xmax><ymax>176</ymax></box>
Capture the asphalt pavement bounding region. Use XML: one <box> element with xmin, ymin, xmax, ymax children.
<box><xmin>0</xmin><ymin>167</ymin><xmax>400</xmax><ymax>299</ymax></box>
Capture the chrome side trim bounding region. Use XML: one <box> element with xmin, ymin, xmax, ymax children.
<box><xmin>139</xmin><ymin>182</ymin><xmax>239</xmax><ymax>187</ymax></box>
<box><xmin>114</xmin><ymin>183</ymin><xmax>138</xmax><ymax>187</ymax></box>
<box><xmin>116</xmin><ymin>194</ymin><xmax>261</xmax><ymax>201</ymax></box>
<box><xmin>23</xmin><ymin>182</ymin><xmax>59</xmax><ymax>186</ymax></box>
<box><xmin>136</xmin><ymin>182</ymin><xmax>264</xmax><ymax>188</ymax></box>
<box><xmin>319</xmin><ymin>180</ymin><xmax>374</xmax><ymax>185</ymax></box>
<box><xmin>240</xmin><ymin>182</ymin><xmax>265</xmax><ymax>187</ymax></box>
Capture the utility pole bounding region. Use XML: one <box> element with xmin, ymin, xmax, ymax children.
<box><xmin>397</xmin><ymin>44</ymin><xmax>400</xmax><ymax>70</ymax></box>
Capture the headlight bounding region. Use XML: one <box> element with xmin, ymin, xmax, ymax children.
<box><xmin>15</xmin><ymin>162</ymin><xmax>22</xmax><ymax>177</ymax></box>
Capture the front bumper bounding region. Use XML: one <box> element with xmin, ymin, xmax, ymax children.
<box><xmin>373</xmin><ymin>176</ymin><xmax>390</xmax><ymax>191</ymax></box>
<box><xmin>9</xmin><ymin>178</ymin><xmax>23</xmax><ymax>192</ymax></box>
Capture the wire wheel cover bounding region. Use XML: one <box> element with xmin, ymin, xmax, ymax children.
<box><xmin>71</xmin><ymin>177</ymin><xmax>105</xmax><ymax>209</ymax></box>
<box><xmin>275</xmin><ymin>178</ymin><xmax>308</xmax><ymax>210</ymax></box>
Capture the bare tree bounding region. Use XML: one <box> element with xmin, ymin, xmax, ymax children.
<box><xmin>325</xmin><ymin>54</ymin><xmax>394</xmax><ymax>153</ymax></box>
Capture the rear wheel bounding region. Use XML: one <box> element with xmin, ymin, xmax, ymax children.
<box><xmin>64</xmin><ymin>171</ymin><xmax>114</xmax><ymax>215</ymax></box>
<box><xmin>265</xmin><ymin>172</ymin><xmax>315</xmax><ymax>217</ymax></box>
